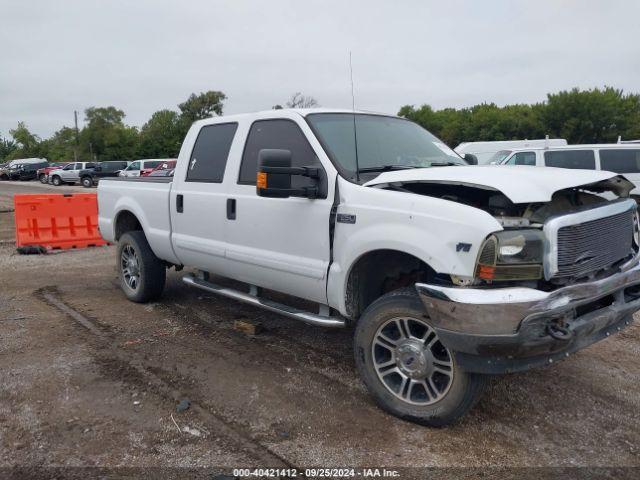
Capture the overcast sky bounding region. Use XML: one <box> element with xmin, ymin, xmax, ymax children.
<box><xmin>1</xmin><ymin>0</ymin><xmax>639</xmax><ymax>138</ymax></box>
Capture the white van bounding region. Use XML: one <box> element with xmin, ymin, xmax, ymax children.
<box><xmin>118</xmin><ymin>159</ymin><xmax>166</xmax><ymax>177</ymax></box>
<box><xmin>455</xmin><ymin>139</ymin><xmax>567</xmax><ymax>165</ymax></box>
<box><xmin>499</xmin><ymin>144</ymin><xmax>640</xmax><ymax>194</ymax></box>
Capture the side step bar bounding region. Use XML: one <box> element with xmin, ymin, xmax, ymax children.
<box><xmin>182</xmin><ymin>274</ymin><xmax>346</xmax><ymax>328</ymax></box>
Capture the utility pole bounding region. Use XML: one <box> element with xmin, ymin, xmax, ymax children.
<box><xmin>74</xmin><ymin>110</ymin><xmax>79</xmax><ymax>161</ymax></box>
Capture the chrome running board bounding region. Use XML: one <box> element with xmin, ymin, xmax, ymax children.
<box><xmin>182</xmin><ymin>273</ymin><xmax>346</xmax><ymax>328</ymax></box>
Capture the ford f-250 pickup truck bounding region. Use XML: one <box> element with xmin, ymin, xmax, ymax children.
<box><xmin>98</xmin><ymin>109</ymin><xmax>640</xmax><ymax>426</ymax></box>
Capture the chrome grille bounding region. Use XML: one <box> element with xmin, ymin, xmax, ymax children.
<box><xmin>555</xmin><ymin>209</ymin><xmax>634</xmax><ymax>278</ymax></box>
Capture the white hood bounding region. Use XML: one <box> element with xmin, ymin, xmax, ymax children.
<box><xmin>363</xmin><ymin>165</ymin><xmax>629</xmax><ymax>203</ymax></box>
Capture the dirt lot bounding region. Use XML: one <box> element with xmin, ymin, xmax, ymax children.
<box><xmin>0</xmin><ymin>181</ymin><xmax>639</xmax><ymax>476</ymax></box>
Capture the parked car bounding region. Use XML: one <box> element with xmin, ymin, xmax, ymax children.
<box><xmin>37</xmin><ymin>162</ymin><xmax>70</xmax><ymax>184</ymax></box>
<box><xmin>79</xmin><ymin>161</ymin><xmax>130</xmax><ymax>188</ymax></box>
<box><xmin>498</xmin><ymin>144</ymin><xmax>640</xmax><ymax>195</ymax></box>
<box><xmin>118</xmin><ymin>159</ymin><xmax>166</xmax><ymax>177</ymax></box>
<box><xmin>1</xmin><ymin>161</ymin><xmax>49</xmax><ymax>181</ymax></box>
<box><xmin>49</xmin><ymin>162</ymin><xmax>97</xmax><ymax>186</ymax></box>
<box><xmin>455</xmin><ymin>139</ymin><xmax>567</xmax><ymax>165</ymax></box>
<box><xmin>1</xmin><ymin>158</ymin><xmax>49</xmax><ymax>180</ymax></box>
<box><xmin>143</xmin><ymin>160</ymin><xmax>176</xmax><ymax>176</ymax></box>
<box><xmin>98</xmin><ymin>109</ymin><xmax>640</xmax><ymax>426</ymax></box>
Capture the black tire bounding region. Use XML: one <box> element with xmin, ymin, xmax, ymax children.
<box><xmin>52</xmin><ymin>175</ymin><xmax>62</xmax><ymax>186</ymax></box>
<box><xmin>117</xmin><ymin>231</ymin><xmax>166</xmax><ymax>303</ymax></box>
<box><xmin>39</xmin><ymin>174</ymin><xmax>48</xmax><ymax>184</ymax></box>
<box><xmin>354</xmin><ymin>288</ymin><xmax>487</xmax><ymax>427</ymax></box>
<box><xmin>81</xmin><ymin>176</ymin><xmax>93</xmax><ymax>188</ymax></box>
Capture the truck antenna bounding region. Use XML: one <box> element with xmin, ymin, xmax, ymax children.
<box><xmin>349</xmin><ymin>51</ymin><xmax>361</xmax><ymax>182</ymax></box>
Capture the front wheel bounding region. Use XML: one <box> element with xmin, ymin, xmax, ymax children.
<box><xmin>39</xmin><ymin>174</ymin><xmax>48</xmax><ymax>184</ymax></box>
<box><xmin>52</xmin><ymin>175</ymin><xmax>62</xmax><ymax>186</ymax></box>
<box><xmin>354</xmin><ymin>288</ymin><xmax>487</xmax><ymax>427</ymax></box>
<box><xmin>81</xmin><ymin>176</ymin><xmax>93</xmax><ymax>188</ymax></box>
<box><xmin>117</xmin><ymin>231</ymin><xmax>166</xmax><ymax>303</ymax></box>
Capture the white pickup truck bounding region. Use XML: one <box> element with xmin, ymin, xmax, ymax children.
<box><xmin>98</xmin><ymin>109</ymin><xmax>640</xmax><ymax>426</ymax></box>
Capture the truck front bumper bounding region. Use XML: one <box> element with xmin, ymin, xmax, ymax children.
<box><xmin>415</xmin><ymin>260</ymin><xmax>640</xmax><ymax>374</ymax></box>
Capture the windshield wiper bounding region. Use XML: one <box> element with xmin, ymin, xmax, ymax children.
<box><xmin>429</xmin><ymin>161</ymin><xmax>462</xmax><ymax>166</ymax></box>
<box><xmin>358</xmin><ymin>165</ymin><xmax>419</xmax><ymax>173</ymax></box>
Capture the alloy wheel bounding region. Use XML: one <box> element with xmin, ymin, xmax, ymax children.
<box><xmin>372</xmin><ymin>316</ymin><xmax>454</xmax><ymax>405</ymax></box>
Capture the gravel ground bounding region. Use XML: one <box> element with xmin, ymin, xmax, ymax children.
<box><xmin>0</xmin><ymin>181</ymin><xmax>639</xmax><ymax>478</ymax></box>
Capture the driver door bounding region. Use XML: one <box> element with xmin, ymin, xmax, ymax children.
<box><xmin>224</xmin><ymin>118</ymin><xmax>335</xmax><ymax>303</ymax></box>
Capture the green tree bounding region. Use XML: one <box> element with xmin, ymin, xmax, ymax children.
<box><xmin>544</xmin><ymin>87</ymin><xmax>640</xmax><ymax>143</ymax></box>
<box><xmin>178</xmin><ymin>91</ymin><xmax>226</xmax><ymax>125</ymax></box>
<box><xmin>80</xmin><ymin>106</ymin><xmax>139</xmax><ymax>160</ymax></box>
<box><xmin>7</xmin><ymin>121</ymin><xmax>41</xmax><ymax>159</ymax></box>
<box><xmin>0</xmin><ymin>133</ymin><xmax>17</xmax><ymax>161</ymax></box>
<box><xmin>42</xmin><ymin>126</ymin><xmax>78</xmax><ymax>162</ymax></box>
<box><xmin>137</xmin><ymin>109</ymin><xmax>183</xmax><ymax>158</ymax></box>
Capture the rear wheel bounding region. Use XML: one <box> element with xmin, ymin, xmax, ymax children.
<box><xmin>52</xmin><ymin>175</ymin><xmax>62</xmax><ymax>186</ymax></box>
<box><xmin>117</xmin><ymin>231</ymin><xmax>166</xmax><ymax>303</ymax></box>
<box><xmin>354</xmin><ymin>288</ymin><xmax>487</xmax><ymax>427</ymax></box>
<box><xmin>81</xmin><ymin>176</ymin><xmax>93</xmax><ymax>188</ymax></box>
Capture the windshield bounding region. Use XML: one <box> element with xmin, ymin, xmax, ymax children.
<box><xmin>307</xmin><ymin>113</ymin><xmax>466</xmax><ymax>180</ymax></box>
<box><xmin>487</xmin><ymin>150</ymin><xmax>512</xmax><ymax>164</ymax></box>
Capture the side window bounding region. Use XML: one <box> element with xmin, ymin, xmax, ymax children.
<box><xmin>544</xmin><ymin>150</ymin><xmax>596</xmax><ymax>169</ymax></box>
<box><xmin>239</xmin><ymin>119</ymin><xmax>319</xmax><ymax>187</ymax></box>
<box><xmin>129</xmin><ymin>161</ymin><xmax>141</xmax><ymax>171</ymax></box>
<box><xmin>63</xmin><ymin>164</ymin><xmax>74</xmax><ymax>170</ymax></box>
<box><xmin>186</xmin><ymin>123</ymin><xmax>238</xmax><ymax>183</ymax></box>
<box><xmin>600</xmin><ymin>149</ymin><xmax>640</xmax><ymax>173</ymax></box>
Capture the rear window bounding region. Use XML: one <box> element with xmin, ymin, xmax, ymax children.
<box><xmin>187</xmin><ymin>123</ymin><xmax>238</xmax><ymax>183</ymax></box>
<box><xmin>599</xmin><ymin>149</ymin><xmax>640</xmax><ymax>173</ymax></box>
<box><xmin>544</xmin><ymin>150</ymin><xmax>595</xmax><ymax>169</ymax></box>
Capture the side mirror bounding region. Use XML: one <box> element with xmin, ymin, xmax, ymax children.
<box><xmin>464</xmin><ymin>154</ymin><xmax>478</xmax><ymax>165</ymax></box>
<box><xmin>256</xmin><ymin>149</ymin><xmax>320</xmax><ymax>199</ymax></box>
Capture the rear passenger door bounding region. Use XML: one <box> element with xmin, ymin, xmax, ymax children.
<box><xmin>170</xmin><ymin>122</ymin><xmax>239</xmax><ymax>272</ymax></box>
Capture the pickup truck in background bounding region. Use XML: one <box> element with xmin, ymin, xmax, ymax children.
<box><xmin>79</xmin><ymin>160</ymin><xmax>130</xmax><ymax>187</ymax></box>
<box><xmin>98</xmin><ymin>109</ymin><xmax>640</xmax><ymax>426</ymax></box>
<box><xmin>49</xmin><ymin>161</ymin><xmax>97</xmax><ymax>185</ymax></box>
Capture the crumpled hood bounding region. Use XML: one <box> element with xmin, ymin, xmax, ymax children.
<box><xmin>363</xmin><ymin>165</ymin><xmax>631</xmax><ymax>203</ymax></box>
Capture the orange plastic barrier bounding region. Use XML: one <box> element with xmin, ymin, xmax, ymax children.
<box><xmin>14</xmin><ymin>193</ymin><xmax>108</xmax><ymax>250</ymax></box>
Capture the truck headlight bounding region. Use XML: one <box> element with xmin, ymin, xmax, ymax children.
<box><xmin>475</xmin><ymin>230</ymin><xmax>544</xmax><ymax>281</ymax></box>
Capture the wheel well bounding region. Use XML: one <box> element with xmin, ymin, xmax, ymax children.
<box><xmin>345</xmin><ymin>249</ymin><xmax>436</xmax><ymax>320</ymax></box>
<box><xmin>115</xmin><ymin>211</ymin><xmax>142</xmax><ymax>240</ymax></box>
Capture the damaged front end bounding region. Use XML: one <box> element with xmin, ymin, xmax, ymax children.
<box><xmin>376</xmin><ymin>173</ymin><xmax>640</xmax><ymax>373</ymax></box>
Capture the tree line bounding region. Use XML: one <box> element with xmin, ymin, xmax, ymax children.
<box><xmin>2</xmin><ymin>87</ymin><xmax>639</xmax><ymax>163</ymax></box>
<box><xmin>400</xmin><ymin>87</ymin><xmax>640</xmax><ymax>147</ymax></box>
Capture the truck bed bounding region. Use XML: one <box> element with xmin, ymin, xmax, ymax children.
<box><xmin>97</xmin><ymin>177</ymin><xmax>178</xmax><ymax>264</ymax></box>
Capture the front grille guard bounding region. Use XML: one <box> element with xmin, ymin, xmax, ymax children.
<box><xmin>542</xmin><ymin>198</ymin><xmax>638</xmax><ymax>280</ymax></box>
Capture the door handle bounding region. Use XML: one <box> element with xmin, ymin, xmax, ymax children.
<box><xmin>227</xmin><ymin>198</ymin><xmax>236</xmax><ymax>220</ymax></box>
<box><xmin>176</xmin><ymin>194</ymin><xmax>183</xmax><ymax>213</ymax></box>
